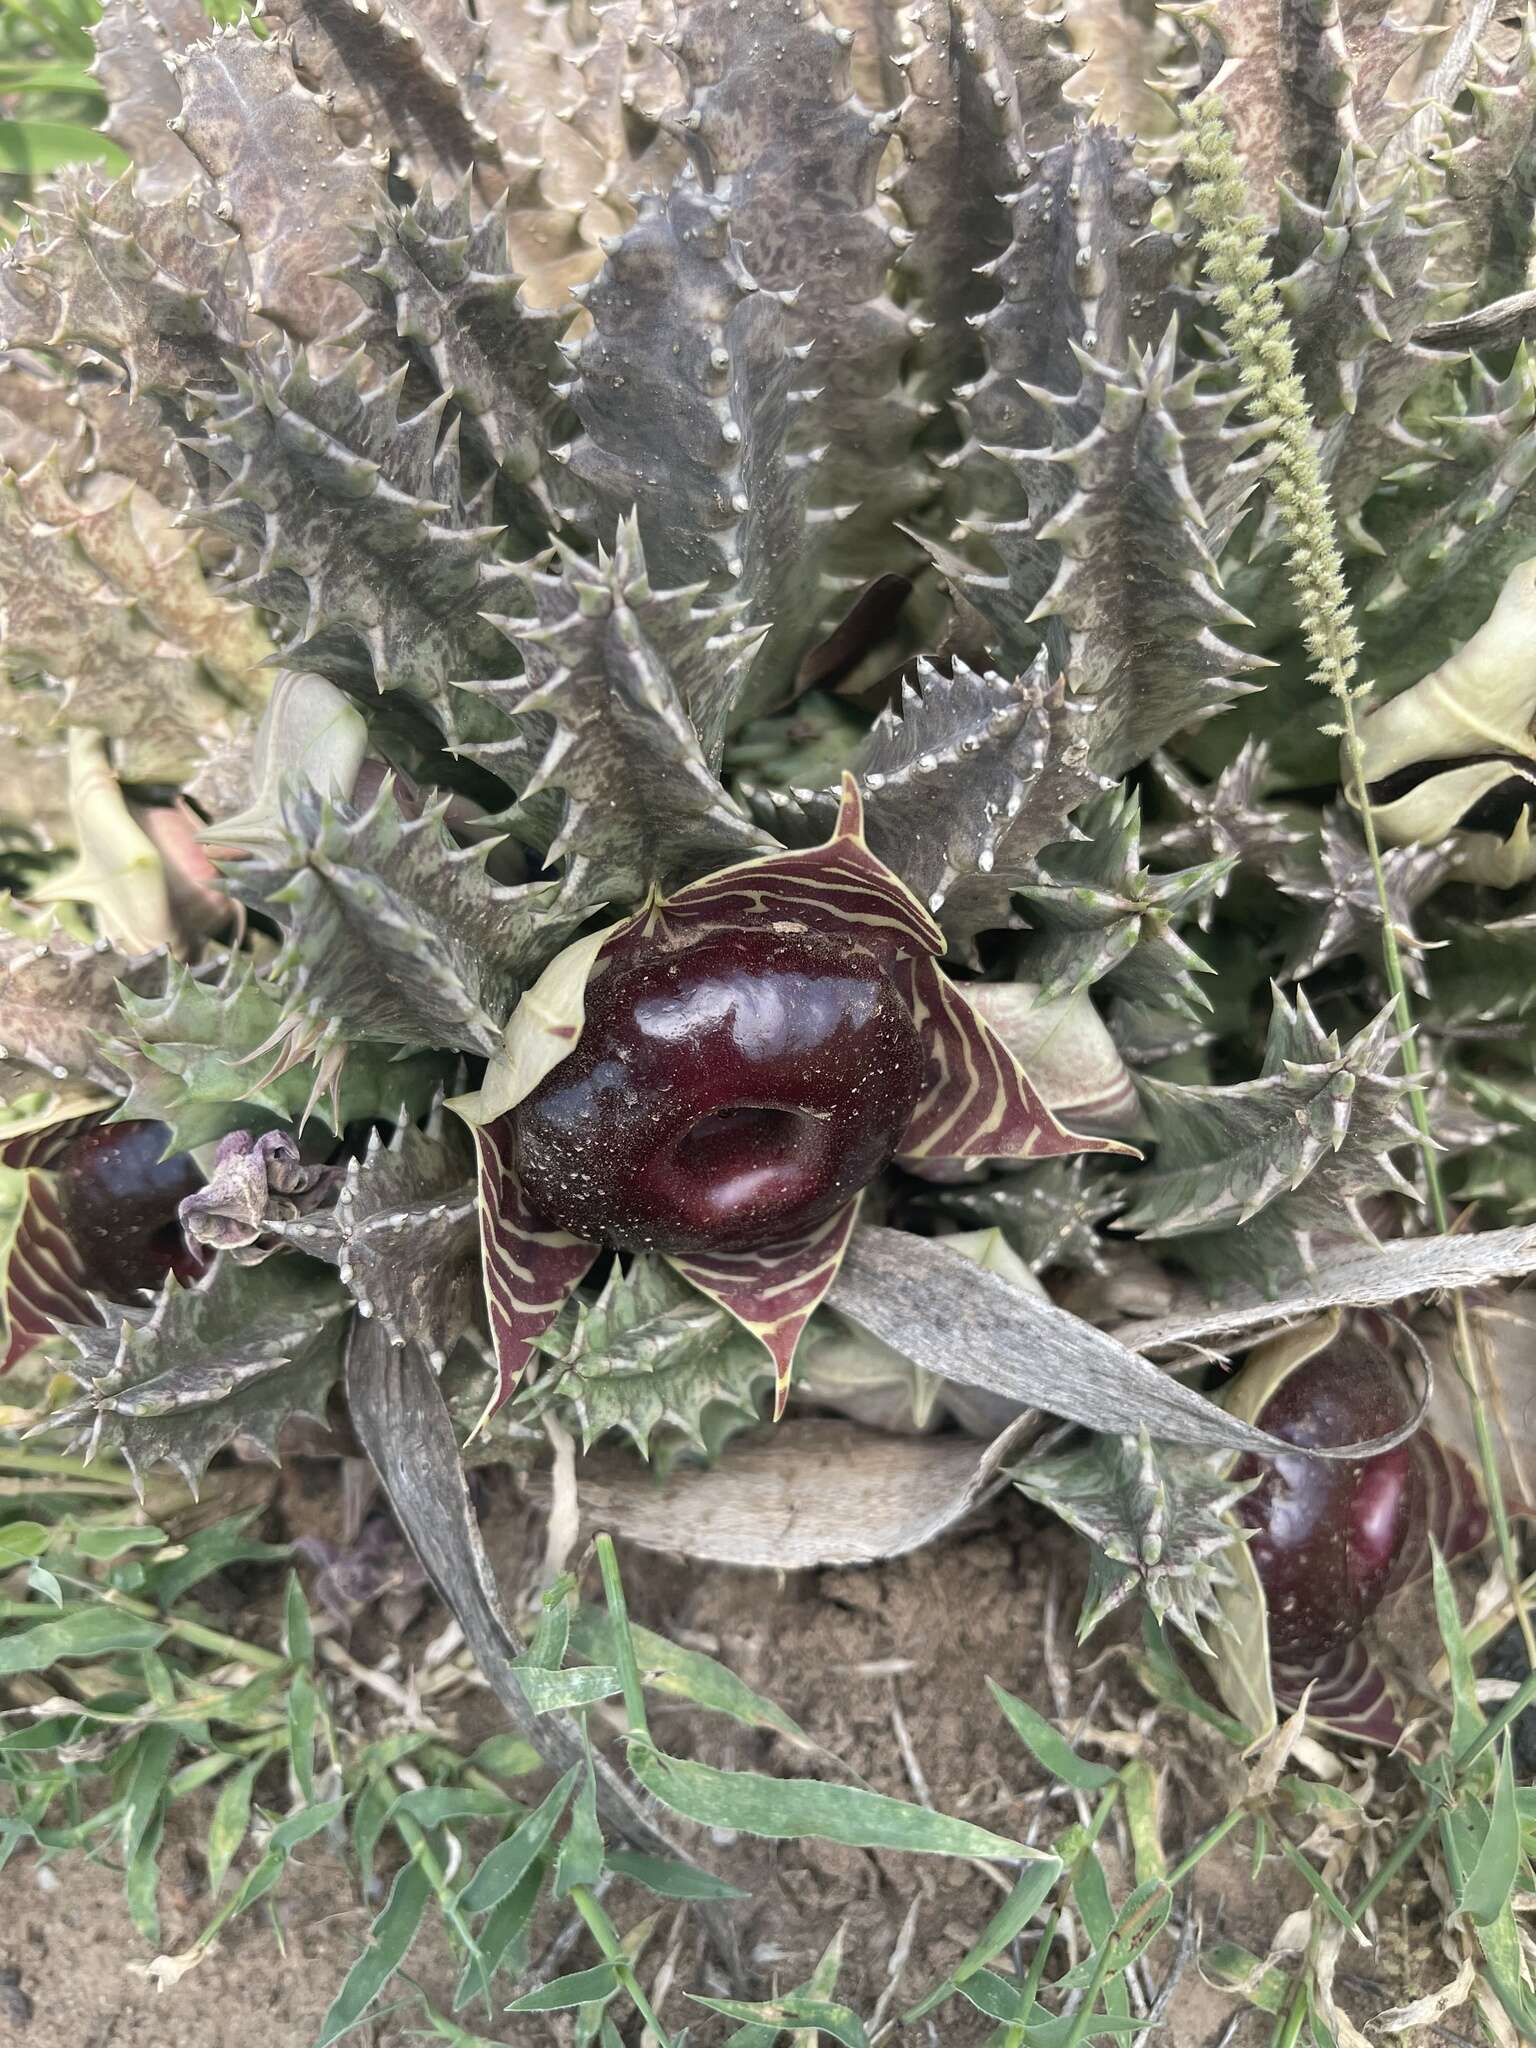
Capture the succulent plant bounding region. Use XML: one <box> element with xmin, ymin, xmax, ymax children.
<box><xmin>3</xmin><ymin>0</ymin><xmax>1536</xmax><ymax>1644</ymax></box>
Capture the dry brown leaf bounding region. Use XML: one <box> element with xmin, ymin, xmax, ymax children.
<box><xmin>538</xmin><ymin>1416</ymin><xmax>1036</xmax><ymax>1568</ymax></box>
<box><xmin>1113</xmin><ymin>1227</ymin><xmax>1536</xmax><ymax>1357</ymax></box>
<box><xmin>1371</xmin><ymin>1957</ymin><xmax>1476</xmax><ymax>2035</ymax></box>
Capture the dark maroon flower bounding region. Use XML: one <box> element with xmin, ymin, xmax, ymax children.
<box><xmin>1233</xmin><ymin>1326</ymin><xmax>1423</xmax><ymax>1662</ymax></box>
<box><xmin>513</xmin><ymin>926</ymin><xmax>926</xmax><ymax>1256</ymax></box>
<box><xmin>458</xmin><ymin>778</ymin><xmax>1127</xmax><ymax>1416</ymax></box>
<box><xmin>1216</xmin><ymin>1312</ymin><xmax>1490</xmax><ymax>1750</ymax></box>
<box><xmin>2</xmin><ymin>1117</ymin><xmax>206</xmax><ymax>1371</ymax></box>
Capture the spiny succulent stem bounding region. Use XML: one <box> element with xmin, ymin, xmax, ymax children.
<box><xmin>1182</xmin><ymin>99</ymin><xmax>1536</xmax><ymax>1671</ymax></box>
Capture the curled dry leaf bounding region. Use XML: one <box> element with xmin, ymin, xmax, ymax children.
<box><xmin>342</xmin><ymin>1318</ymin><xmax>744</xmax><ymax>1982</ymax></box>
<box><xmin>1371</xmin><ymin>1957</ymin><xmax>1478</xmax><ymax>2036</ymax></box>
<box><xmin>796</xmin><ymin>1225</ymin><xmax>1040</xmax><ymax>1436</ymax></box>
<box><xmin>1355</xmin><ymin>556</ymin><xmax>1536</xmax><ymax>886</ymax></box>
<box><xmin>1112</xmin><ymin>1224</ymin><xmax>1536</xmax><ymax>1358</ymax></box>
<box><xmin>531</xmin><ymin>1417</ymin><xmax>1038</xmax><ymax>1568</ymax></box>
<box><xmin>828</xmin><ymin>1229</ymin><xmax>1431</xmax><ymax>1461</ymax></box>
<box><xmin>574</xmin><ymin>1238</ymin><xmax>1463</xmax><ymax>1575</ymax></box>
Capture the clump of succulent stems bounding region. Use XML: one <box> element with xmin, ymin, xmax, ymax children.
<box><xmin>1182</xmin><ymin>99</ymin><xmax>1536</xmax><ymax>1665</ymax></box>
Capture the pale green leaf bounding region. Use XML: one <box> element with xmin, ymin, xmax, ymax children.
<box><xmin>316</xmin><ymin>1857</ymin><xmax>433</xmax><ymax>2046</ymax></box>
<box><xmin>460</xmin><ymin>1768</ymin><xmax>576</xmax><ymax>1915</ymax></box>
<box><xmin>626</xmin><ymin>1742</ymin><xmax>1047</xmax><ymax>1861</ymax></box>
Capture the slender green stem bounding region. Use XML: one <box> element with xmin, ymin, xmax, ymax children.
<box><xmin>570</xmin><ymin>1882</ymin><xmax>673</xmax><ymax>2046</ymax></box>
<box><xmin>1182</xmin><ymin>97</ymin><xmax>1534</xmax><ymax>1668</ymax></box>
<box><xmin>1000</xmin><ymin>1905</ymin><xmax>1060</xmax><ymax>2048</ymax></box>
<box><xmin>0</xmin><ymin>1475</ymin><xmax>140</xmax><ymax>1503</ymax></box>
<box><xmin>1164</xmin><ymin>1806</ymin><xmax>1245</xmax><ymax>1891</ymax></box>
<box><xmin>394</xmin><ymin>1810</ymin><xmax>485</xmax><ymax>1991</ymax></box>
<box><xmin>0</xmin><ymin>1449</ymin><xmax>141</xmax><ymax>1488</ymax></box>
<box><xmin>1023</xmin><ymin>1789</ymin><xmax>1123</xmax><ymax>2048</ymax></box>
<box><xmin>1340</xmin><ymin>730</ymin><xmax>1535</xmax><ymax>1664</ymax></box>
<box><xmin>88</xmin><ymin>1583</ymin><xmax>288</xmax><ymax>1671</ymax></box>
<box><xmin>1075</xmin><ymin>1786</ymin><xmax>1120</xmax><ymax>1862</ymax></box>
<box><xmin>1454</xmin><ymin>1666</ymin><xmax>1536</xmax><ymax>1778</ymax></box>
<box><xmin>1271</xmin><ymin>1978</ymin><xmax>1310</xmax><ymax>2048</ymax></box>
<box><xmin>1057</xmin><ymin>1915</ymin><xmax>1126</xmax><ymax>2048</ymax></box>
<box><xmin>594</xmin><ymin>1533</ymin><xmax>650</xmax><ymax>1742</ymax></box>
<box><xmin>1347</xmin><ymin>1808</ymin><xmax>1435</xmax><ymax>1929</ymax></box>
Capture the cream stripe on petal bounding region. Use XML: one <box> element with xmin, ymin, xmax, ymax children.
<box><xmin>669</xmin><ymin>1197</ymin><xmax>862</xmax><ymax>1419</ymax></box>
<box><xmin>473</xmin><ymin>1118</ymin><xmax>598</xmax><ymax>1409</ymax></box>
<box><xmin>660</xmin><ymin>774</ymin><xmax>944</xmax><ymax>965</ymax></box>
<box><xmin>895</xmin><ymin>957</ymin><xmax>1134</xmax><ymax>1168</ymax></box>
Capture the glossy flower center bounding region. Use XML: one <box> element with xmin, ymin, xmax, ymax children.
<box><xmin>1235</xmin><ymin>1334</ymin><xmax>1423</xmax><ymax>1664</ymax></box>
<box><xmin>57</xmin><ymin>1121</ymin><xmax>207</xmax><ymax>1300</ymax></box>
<box><xmin>512</xmin><ymin>925</ymin><xmax>926</xmax><ymax>1255</ymax></box>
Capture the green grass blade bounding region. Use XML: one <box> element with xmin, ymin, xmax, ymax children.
<box><xmin>552</xmin><ymin>1750</ymin><xmax>603</xmax><ymax>1899</ymax></box>
<box><xmin>603</xmin><ymin>1847</ymin><xmax>749</xmax><ymax>1900</ymax></box>
<box><xmin>0</xmin><ymin>1604</ymin><xmax>165</xmax><ymax>1673</ymax></box>
<box><xmin>0</xmin><ymin>119</ymin><xmax>126</xmax><ymax>174</ymax></box>
<box><xmin>986</xmin><ymin>1680</ymin><xmax>1116</xmax><ymax>1791</ymax></box>
<box><xmin>72</xmin><ymin>1524</ymin><xmax>167</xmax><ymax>1560</ymax></box>
<box><xmin>454</xmin><ymin>1857</ymin><xmax>545</xmax><ymax>2007</ymax></box>
<box><xmin>120</xmin><ymin>1722</ymin><xmax>176</xmax><ymax>1864</ymax></box>
<box><xmin>569</xmin><ymin>1607</ymin><xmax>812</xmax><ymax>1746</ymax></box>
<box><xmin>906</xmin><ymin>1858</ymin><xmax>1060</xmax><ymax>2019</ymax></box>
<box><xmin>460</xmin><ymin>1767</ymin><xmax>577</xmax><ymax>1915</ymax></box>
<box><xmin>691</xmin><ymin>1995</ymin><xmax>870</xmax><ymax>2046</ymax></box>
<box><xmin>317</xmin><ymin>1856</ymin><xmax>433</xmax><ymax>2046</ymax></box>
<box><xmin>1462</xmin><ymin>1737</ymin><xmax>1523</xmax><ymax>1926</ymax></box>
<box><xmin>207</xmin><ymin>1758</ymin><xmax>261</xmax><ymax>1896</ymax></box>
<box><xmin>516</xmin><ymin>1665</ymin><xmax>623</xmax><ymax>1714</ymax></box>
<box><xmin>389</xmin><ymin>1787</ymin><xmax>517</xmax><ymax>1830</ymax></box>
<box><xmin>1278</xmin><ymin>1839</ymin><xmax>1368</xmax><ymax>1946</ymax></box>
<box><xmin>505</xmin><ymin>1963</ymin><xmax>620</xmax><ymax>2013</ymax></box>
<box><xmin>125</xmin><ymin>1805</ymin><xmax>165</xmax><ymax>1945</ymax></box>
<box><xmin>626</xmin><ymin>1740</ymin><xmax>1048</xmax><ymax>1861</ymax></box>
<box><xmin>287</xmin><ymin>1666</ymin><xmax>318</xmax><ymax>1804</ymax></box>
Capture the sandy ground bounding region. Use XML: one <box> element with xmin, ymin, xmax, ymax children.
<box><xmin>2</xmin><ymin>1483</ymin><xmax>1450</xmax><ymax>2046</ymax></box>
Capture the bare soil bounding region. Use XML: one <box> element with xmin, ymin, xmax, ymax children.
<box><xmin>2</xmin><ymin>1474</ymin><xmax>1452</xmax><ymax>2046</ymax></box>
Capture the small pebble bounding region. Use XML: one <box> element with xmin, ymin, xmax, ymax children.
<box><xmin>0</xmin><ymin>1965</ymin><xmax>33</xmax><ymax>2028</ymax></box>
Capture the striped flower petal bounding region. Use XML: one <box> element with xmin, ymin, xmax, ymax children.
<box><xmin>1277</xmin><ymin>1639</ymin><xmax>1404</xmax><ymax>1750</ymax></box>
<box><xmin>668</xmin><ymin>1196</ymin><xmax>862</xmax><ymax>1420</ymax></box>
<box><xmin>651</xmin><ymin>774</ymin><xmax>943</xmax><ymax>967</ymax></box>
<box><xmin>1</xmin><ymin>1114</ymin><xmax>105</xmax><ymax>1372</ymax></box>
<box><xmin>893</xmin><ymin>953</ymin><xmax>1131</xmax><ymax>1168</ymax></box>
<box><xmin>473</xmin><ymin>1117</ymin><xmax>599</xmax><ymax>1409</ymax></box>
<box><xmin>1409</xmin><ymin>1426</ymin><xmax>1489</xmax><ymax>1574</ymax></box>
